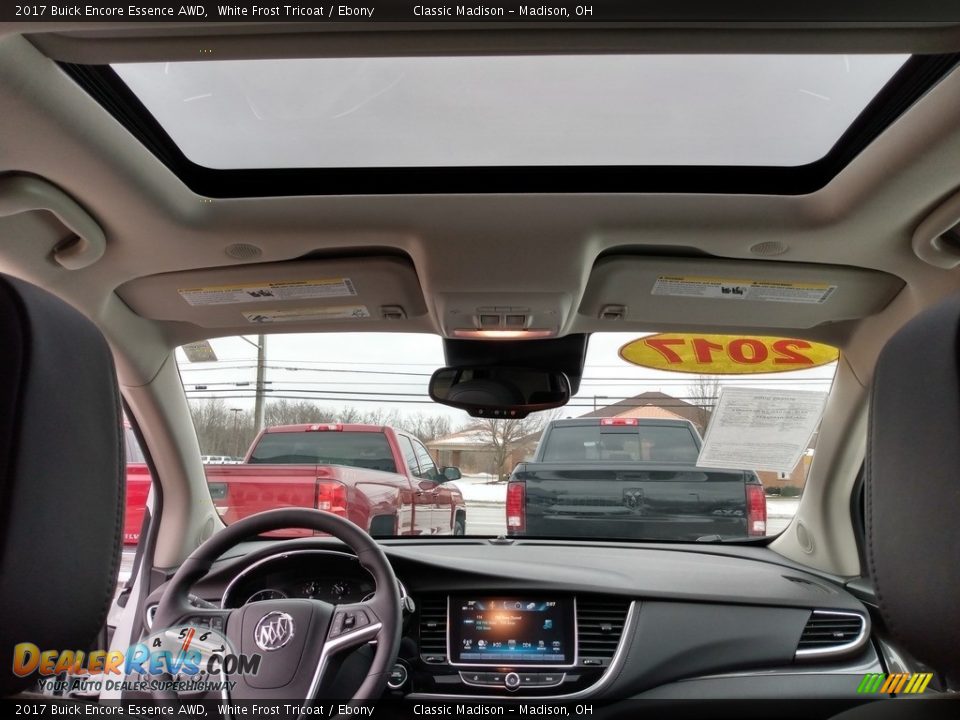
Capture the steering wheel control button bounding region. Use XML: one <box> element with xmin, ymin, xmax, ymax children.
<box><xmin>504</xmin><ymin>672</ymin><xmax>521</xmax><ymax>690</ymax></box>
<box><xmin>331</xmin><ymin>607</ymin><xmax>372</xmax><ymax>637</ymax></box>
<box><xmin>387</xmin><ymin>663</ymin><xmax>408</xmax><ymax>689</ymax></box>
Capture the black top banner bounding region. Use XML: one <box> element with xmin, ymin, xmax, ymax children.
<box><xmin>5</xmin><ymin>1</ymin><xmax>960</xmax><ymax>23</ymax></box>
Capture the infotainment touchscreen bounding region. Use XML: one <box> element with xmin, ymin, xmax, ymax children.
<box><xmin>448</xmin><ymin>597</ymin><xmax>576</xmax><ymax>666</ymax></box>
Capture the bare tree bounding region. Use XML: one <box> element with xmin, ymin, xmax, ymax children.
<box><xmin>189</xmin><ymin>400</ymin><xmax>458</xmax><ymax>458</ymax></box>
<box><xmin>358</xmin><ymin>407</ymin><xmax>404</xmax><ymax>427</ymax></box>
<box><xmin>335</xmin><ymin>405</ymin><xmax>364</xmax><ymax>424</ymax></box>
<box><xmin>687</xmin><ymin>375</ymin><xmax>721</xmax><ymax>433</ymax></box>
<box><xmin>400</xmin><ymin>412</ymin><xmax>454</xmax><ymax>443</ymax></box>
<box><xmin>475</xmin><ymin>410</ymin><xmax>558</xmax><ymax>481</ymax></box>
<box><xmin>190</xmin><ymin>399</ymin><xmax>256</xmax><ymax>458</ymax></box>
<box><xmin>265</xmin><ymin>399</ymin><xmax>336</xmax><ymax>427</ymax></box>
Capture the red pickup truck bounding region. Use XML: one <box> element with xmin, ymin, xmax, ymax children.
<box><xmin>123</xmin><ymin>423</ymin><xmax>467</xmax><ymax>543</ymax></box>
<box><xmin>123</xmin><ymin>422</ymin><xmax>151</xmax><ymax>544</ymax></box>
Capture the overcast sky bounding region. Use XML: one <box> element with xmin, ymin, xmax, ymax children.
<box><xmin>176</xmin><ymin>332</ymin><xmax>837</xmax><ymax>427</ymax></box>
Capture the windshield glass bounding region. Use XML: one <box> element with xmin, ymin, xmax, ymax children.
<box><xmin>177</xmin><ymin>332</ymin><xmax>836</xmax><ymax>541</ymax></box>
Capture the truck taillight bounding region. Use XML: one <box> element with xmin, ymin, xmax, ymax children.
<box><xmin>600</xmin><ymin>418</ymin><xmax>639</xmax><ymax>426</ymax></box>
<box><xmin>506</xmin><ymin>481</ymin><xmax>525</xmax><ymax>532</ymax></box>
<box><xmin>317</xmin><ymin>481</ymin><xmax>347</xmax><ymax>516</ymax></box>
<box><xmin>746</xmin><ymin>483</ymin><xmax>767</xmax><ymax>536</ymax></box>
<box><xmin>308</xmin><ymin>423</ymin><xmax>343</xmax><ymax>432</ymax></box>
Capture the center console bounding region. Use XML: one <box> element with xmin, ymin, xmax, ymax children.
<box><xmin>408</xmin><ymin>593</ymin><xmax>634</xmax><ymax>698</ymax></box>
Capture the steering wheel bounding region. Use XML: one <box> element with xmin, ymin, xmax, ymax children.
<box><xmin>152</xmin><ymin>508</ymin><xmax>402</xmax><ymax>702</ymax></box>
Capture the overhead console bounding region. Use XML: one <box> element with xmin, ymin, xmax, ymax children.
<box><xmin>433</xmin><ymin>291</ymin><xmax>574</xmax><ymax>340</ymax></box>
<box><xmin>578</xmin><ymin>255</ymin><xmax>904</xmax><ymax>329</ymax></box>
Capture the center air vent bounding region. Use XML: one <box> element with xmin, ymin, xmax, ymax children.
<box><xmin>796</xmin><ymin>610</ymin><xmax>867</xmax><ymax>659</ymax></box>
<box><xmin>418</xmin><ymin>596</ymin><xmax>448</xmax><ymax>664</ymax></box>
<box><xmin>576</xmin><ymin>596</ymin><xmax>632</xmax><ymax>666</ymax></box>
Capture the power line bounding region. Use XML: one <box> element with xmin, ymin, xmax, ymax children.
<box><xmin>180</xmin><ymin>363</ymin><xmax>834</xmax><ymax>383</ymax></box>
<box><xmin>184</xmin><ymin>392</ymin><xmax>732</xmax><ymax>409</ymax></box>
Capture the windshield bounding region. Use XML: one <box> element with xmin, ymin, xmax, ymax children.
<box><xmin>178</xmin><ymin>332</ymin><xmax>836</xmax><ymax>541</ymax></box>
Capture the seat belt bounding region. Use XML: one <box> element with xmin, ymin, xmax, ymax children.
<box><xmin>116</xmin><ymin>506</ymin><xmax>151</xmax><ymax>609</ymax></box>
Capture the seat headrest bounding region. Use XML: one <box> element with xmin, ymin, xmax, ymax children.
<box><xmin>0</xmin><ymin>275</ymin><xmax>125</xmax><ymax>694</ymax></box>
<box><xmin>867</xmin><ymin>293</ymin><xmax>960</xmax><ymax>685</ymax></box>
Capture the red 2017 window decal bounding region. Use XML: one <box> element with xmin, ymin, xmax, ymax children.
<box><xmin>643</xmin><ymin>337</ymin><xmax>685</xmax><ymax>363</ymax></box>
<box><xmin>771</xmin><ymin>339</ymin><xmax>815</xmax><ymax>365</ymax></box>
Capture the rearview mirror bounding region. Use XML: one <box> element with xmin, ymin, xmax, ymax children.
<box><xmin>428</xmin><ymin>366</ymin><xmax>571</xmax><ymax>418</ymax></box>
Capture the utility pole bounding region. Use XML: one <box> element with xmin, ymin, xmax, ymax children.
<box><xmin>254</xmin><ymin>334</ymin><xmax>267</xmax><ymax>434</ymax></box>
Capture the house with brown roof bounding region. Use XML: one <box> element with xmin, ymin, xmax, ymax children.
<box><xmin>576</xmin><ymin>391</ymin><xmax>711</xmax><ymax>432</ymax></box>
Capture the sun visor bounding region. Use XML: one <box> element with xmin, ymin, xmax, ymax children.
<box><xmin>117</xmin><ymin>255</ymin><xmax>427</xmax><ymax>330</ymax></box>
<box><xmin>578</xmin><ymin>256</ymin><xmax>903</xmax><ymax>329</ymax></box>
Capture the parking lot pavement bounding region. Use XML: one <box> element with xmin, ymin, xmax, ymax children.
<box><xmin>465</xmin><ymin>503</ymin><xmax>508</xmax><ymax>536</ymax></box>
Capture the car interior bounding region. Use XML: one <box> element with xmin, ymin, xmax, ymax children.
<box><xmin>0</xmin><ymin>14</ymin><xmax>959</xmax><ymax>720</ymax></box>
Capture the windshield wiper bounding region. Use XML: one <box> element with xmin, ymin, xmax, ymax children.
<box><xmin>695</xmin><ymin>534</ymin><xmax>759</xmax><ymax>543</ymax></box>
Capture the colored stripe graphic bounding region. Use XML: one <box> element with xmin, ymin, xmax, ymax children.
<box><xmin>180</xmin><ymin>627</ymin><xmax>196</xmax><ymax>653</ymax></box>
<box><xmin>915</xmin><ymin>674</ymin><xmax>933</xmax><ymax>693</ymax></box>
<box><xmin>857</xmin><ymin>672</ymin><xmax>932</xmax><ymax>694</ymax></box>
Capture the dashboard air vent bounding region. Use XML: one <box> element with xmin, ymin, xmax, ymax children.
<box><xmin>418</xmin><ymin>596</ymin><xmax>448</xmax><ymax>663</ymax></box>
<box><xmin>796</xmin><ymin>610</ymin><xmax>867</xmax><ymax>658</ymax></box>
<box><xmin>577</xmin><ymin>596</ymin><xmax>631</xmax><ymax>664</ymax></box>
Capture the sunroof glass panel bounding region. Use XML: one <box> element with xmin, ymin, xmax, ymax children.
<box><xmin>112</xmin><ymin>54</ymin><xmax>908</xmax><ymax>170</ymax></box>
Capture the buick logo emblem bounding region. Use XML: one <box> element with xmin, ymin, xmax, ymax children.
<box><xmin>254</xmin><ymin>611</ymin><xmax>295</xmax><ymax>651</ymax></box>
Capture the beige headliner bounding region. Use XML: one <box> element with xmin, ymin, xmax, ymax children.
<box><xmin>1</xmin><ymin>23</ymin><xmax>960</xmax><ymax>571</ymax></box>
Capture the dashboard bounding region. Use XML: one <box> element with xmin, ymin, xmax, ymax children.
<box><xmin>145</xmin><ymin>538</ymin><xmax>884</xmax><ymax>702</ymax></box>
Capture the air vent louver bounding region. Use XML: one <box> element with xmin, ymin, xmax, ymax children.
<box><xmin>577</xmin><ymin>596</ymin><xmax>631</xmax><ymax>662</ymax></box>
<box><xmin>418</xmin><ymin>596</ymin><xmax>448</xmax><ymax>663</ymax></box>
<box><xmin>796</xmin><ymin>611</ymin><xmax>866</xmax><ymax>657</ymax></box>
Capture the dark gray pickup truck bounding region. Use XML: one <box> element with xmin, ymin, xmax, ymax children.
<box><xmin>506</xmin><ymin>417</ymin><xmax>767</xmax><ymax>541</ymax></box>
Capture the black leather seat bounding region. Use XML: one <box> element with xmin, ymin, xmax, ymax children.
<box><xmin>0</xmin><ymin>274</ymin><xmax>125</xmax><ymax>695</ymax></box>
<box><xmin>831</xmin><ymin>294</ymin><xmax>960</xmax><ymax>718</ymax></box>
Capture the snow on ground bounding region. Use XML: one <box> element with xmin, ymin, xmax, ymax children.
<box><xmin>449</xmin><ymin>474</ymin><xmax>507</xmax><ymax>504</ymax></box>
<box><xmin>766</xmin><ymin>496</ymin><xmax>801</xmax><ymax>519</ymax></box>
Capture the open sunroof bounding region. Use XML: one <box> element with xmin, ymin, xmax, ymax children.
<box><xmin>114</xmin><ymin>55</ymin><xmax>906</xmax><ymax>169</ymax></box>
<box><xmin>62</xmin><ymin>53</ymin><xmax>959</xmax><ymax>196</ymax></box>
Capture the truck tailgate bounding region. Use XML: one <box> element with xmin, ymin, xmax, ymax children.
<box><xmin>514</xmin><ymin>463</ymin><xmax>750</xmax><ymax>541</ymax></box>
<box><xmin>205</xmin><ymin>464</ymin><xmax>322</xmax><ymax>537</ymax></box>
